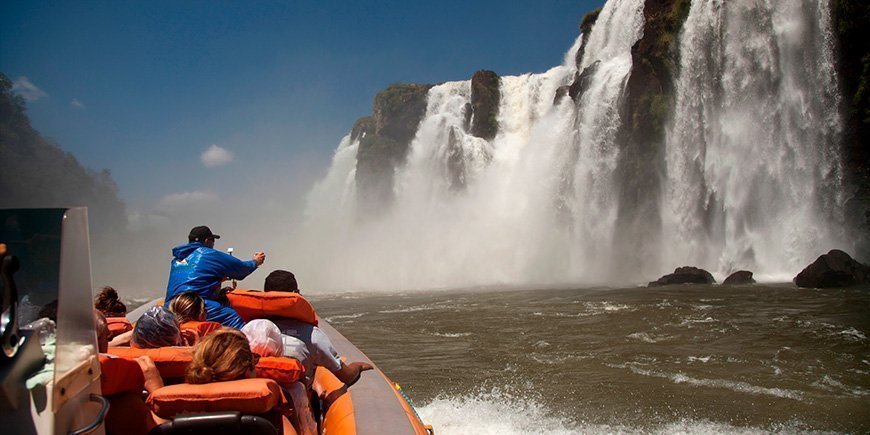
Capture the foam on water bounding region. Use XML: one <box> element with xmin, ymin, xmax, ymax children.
<box><xmin>416</xmin><ymin>388</ymin><xmax>577</xmax><ymax>435</ymax></box>
<box><xmin>415</xmin><ymin>388</ymin><xmax>828</xmax><ymax>434</ymax></box>
<box><xmin>431</xmin><ymin>332</ymin><xmax>472</xmax><ymax>338</ymax></box>
<box><xmin>617</xmin><ymin>364</ymin><xmax>807</xmax><ymax>402</ymax></box>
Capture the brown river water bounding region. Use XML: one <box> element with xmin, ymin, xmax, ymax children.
<box><xmin>309</xmin><ymin>284</ymin><xmax>870</xmax><ymax>434</ymax></box>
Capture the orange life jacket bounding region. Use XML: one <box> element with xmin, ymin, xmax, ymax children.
<box><xmin>99</xmin><ymin>353</ymin><xmax>145</xmax><ymax>395</ymax></box>
<box><xmin>255</xmin><ymin>356</ymin><xmax>305</xmax><ymax>385</ymax></box>
<box><xmin>179</xmin><ymin>320</ymin><xmax>223</xmax><ymax>340</ymax></box>
<box><xmin>107</xmin><ymin>346</ymin><xmax>193</xmax><ymax>380</ymax></box>
<box><xmin>106</xmin><ymin>317</ymin><xmax>133</xmax><ymax>339</ymax></box>
<box><xmin>226</xmin><ymin>289</ymin><xmax>318</xmax><ymax>325</ymax></box>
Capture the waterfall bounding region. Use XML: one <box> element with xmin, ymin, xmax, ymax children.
<box><xmin>563</xmin><ymin>0</ymin><xmax>646</xmax><ymax>280</ymax></box>
<box><xmin>298</xmin><ymin>0</ymin><xmax>846</xmax><ymax>290</ymax></box>
<box><xmin>663</xmin><ymin>0</ymin><xmax>845</xmax><ymax>280</ymax></box>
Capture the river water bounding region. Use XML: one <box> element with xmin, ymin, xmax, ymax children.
<box><xmin>311</xmin><ymin>284</ymin><xmax>869</xmax><ymax>434</ymax></box>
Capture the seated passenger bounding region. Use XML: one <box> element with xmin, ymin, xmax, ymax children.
<box><xmin>168</xmin><ymin>291</ymin><xmax>223</xmax><ymax>339</ymax></box>
<box><xmin>164</xmin><ymin>225</ymin><xmax>265</xmax><ymax>329</ymax></box>
<box><xmin>95</xmin><ymin>286</ymin><xmax>127</xmax><ymax>317</ymax></box>
<box><xmin>183</xmin><ymin>328</ymin><xmax>316</xmax><ymax>434</ymax></box>
<box><xmin>263</xmin><ymin>270</ymin><xmax>372</xmax><ymax>388</ymax></box>
<box><xmin>186</xmin><ymin>328</ymin><xmax>257</xmax><ymax>384</ymax></box>
<box><xmin>94</xmin><ymin>311</ymin><xmax>162</xmax><ymax>435</ymax></box>
<box><xmin>241</xmin><ymin>319</ymin><xmax>284</xmax><ymax>357</ymax></box>
<box><xmin>131</xmin><ymin>306</ymin><xmax>190</xmax><ymax>348</ymax></box>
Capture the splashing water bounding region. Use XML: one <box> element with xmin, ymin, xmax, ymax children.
<box><xmin>298</xmin><ymin>0</ymin><xmax>845</xmax><ymax>291</ymax></box>
<box><xmin>663</xmin><ymin>0</ymin><xmax>845</xmax><ymax>279</ymax></box>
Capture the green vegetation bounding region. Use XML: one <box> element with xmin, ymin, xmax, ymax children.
<box><xmin>373</xmin><ymin>83</ymin><xmax>432</xmax><ymax>144</ymax></box>
<box><xmin>630</xmin><ymin>0</ymin><xmax>693</xmax><ymax>142</ymax></box>
<box><xmin>579</xmin><ymin>6</ymin><xmax>602</xmax><ymax>35</ymax></box>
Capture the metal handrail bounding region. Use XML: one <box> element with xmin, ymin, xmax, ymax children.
<box><xmin>68</xmin><ymin>394</ymin><xmax>110</xmax><ymax>435</ymax></box>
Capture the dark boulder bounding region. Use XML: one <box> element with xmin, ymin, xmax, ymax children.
<box><xmin>723</xmin><ymin>270</ymin><xmax>756</xmax><ymax>285</ymax></box>
<box><xmin>648</xmin><ymin>266</ymin><xmax>716</xmax><ymax>287</ymax></box>
<box><xmin>793</xmin><ymin>249</ymin><xmax>870</xmax><ymax>288</ymax></box>
<box><xmin>469</xmin><ymin>70</ymin><xmax>500</xmax><ymax>140</ymax></box>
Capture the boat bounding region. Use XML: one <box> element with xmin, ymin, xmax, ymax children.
<box><xmin>0</xmin><ymin>208</ymin><xmax>433</xmax><ymax>434</ymax></box>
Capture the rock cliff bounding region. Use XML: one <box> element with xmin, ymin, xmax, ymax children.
<box><xmin>0</xmin><ymin>73</ymin><xmax>126</xmax><ymax>236</ymax></box>
<box><xmin>832</xmin><ymin>0</ymin><xmax>870</xmax><ymax>261</ymax></box>
<box><xmin>354</xmin><ymin>83</ymin><xmax>432</xmax><ymax>215</ymax></box>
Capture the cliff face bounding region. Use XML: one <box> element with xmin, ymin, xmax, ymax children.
<box><xmin>832</xmin><ymin>0</ymin><xmax>870</xmax><ymax>259</ymax></box>
<box><xmin>0</xmin><ymin>73</ymin><xmax>126</xmax><ymax>235</ymax></box>
<box><xmin>613</xmin><ymin>0</ymin><xmax>690</xmax><ymax>265</ymax></box>
<box><xmin>468</xmin><ymin>70</ymin><xmax>500</xmax><ymax>141</ymax></box>
<box><xmin>353</xmin><ymin>70</ymin><xmax>503</xmax><ymax>209</ymax></box>
<box><xmin>354</xmin><ymin>83</ymin><xmax>432</xmax><ymax>214</ymax></box>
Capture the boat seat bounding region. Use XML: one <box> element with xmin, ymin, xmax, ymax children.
<box><xmin>147</xmin><ymin>411</ymin><xmax>279</xmax><ymax>435</ymax></box>
<box><xmin>147</xmin><ymin>379</ymin><xmax>298</xmax><ymax>435</ymax></box>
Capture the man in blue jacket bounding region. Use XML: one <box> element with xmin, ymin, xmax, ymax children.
<box><xmin>165</xmin><ymin>226</ymin><xmax>265</xmax><ymax>329</ymax></box>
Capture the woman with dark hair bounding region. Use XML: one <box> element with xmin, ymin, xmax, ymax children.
<box><xmin>94</xmin><ymin>286</ymin><xmax>127</xmax><ymax>317</ymax></box>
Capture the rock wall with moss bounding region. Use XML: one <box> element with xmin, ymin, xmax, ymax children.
<box><xmin>468</xmin><ymin>70</ymin><xmax>500</xmax><ymax>140</ymax></box>
<box><xmin>832</xmin><ymin>0</ymin><xmax>870</xmax><ymax>260</ymax></box>
<box><xmin>354</xmin><ymin>83</ymin><xmax>432</xmax><ymax>214</ymax></box>
<box><xmin>556</xmin><ymin>7</ymin><xmax>603</xmax><ymax>105</ymax></box>
<box><xmin>353</xmin><ymin>70</ymin><xmax>504</xmax><ymax>210</ymax></box>
<box><xmin>612</xmin><ymin>0</ymin><xmax>690</xmax><ymax>267</ymax></box>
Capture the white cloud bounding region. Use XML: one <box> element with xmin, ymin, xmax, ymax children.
<box><xmin>70</xmin><ymin>98</ymin><xmax>85</xmax><ymax>109</ymax></box>
<box><xmin>11</xmin><ymin>76</ymin><xmax>48</xmax><ymax>101</ymax></box>
<box><xmin>200</xmin><ymin>144</ymin><xmax>234</xmax><ymax>167</ymax></box>
<box><xmin>156</xmin><ymin>191</ymin><xmax>220</xmax><ymax>215</ymax></box>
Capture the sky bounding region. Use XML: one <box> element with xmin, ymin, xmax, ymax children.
<box><xmin>1</xmin><ymin>0</ymin><xmax>605</xmax><ymax>295</ymax></box>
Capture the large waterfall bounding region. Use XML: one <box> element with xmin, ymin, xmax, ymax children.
<box><xmin>663</xmin><ymin>0</ymin><xmax>845</xmax><ymax>281</ymax></box>
<box><xmin>297</xmin><ymin>0</ymin><xmax>847</xmax><ymax>291</ymax></box>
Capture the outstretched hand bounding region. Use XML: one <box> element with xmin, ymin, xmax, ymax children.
<box><xmin>253</xmin><ymin>252</ymin><xmax>266</xmax><ymax>266</ymax></box>
<box><xmin>336</xmin><ymin>361</ymin><xmax>373</xmax><ymax>387</ymax></box>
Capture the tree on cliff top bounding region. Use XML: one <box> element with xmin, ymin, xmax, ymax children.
<box><xmin>0</xmin><ymin>72</ymin><xmax>126</xmax><ymax>236</ymax></box>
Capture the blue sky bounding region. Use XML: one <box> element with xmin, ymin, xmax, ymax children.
<box><xmin>2</xmin><ymin>1</ymin><xmax>604</xmax><ymax>208</ymax></box>
<box><xmin>1</xmin><ymin>0</ymin><xmax>605</xmax><ymax>292</ymax></box>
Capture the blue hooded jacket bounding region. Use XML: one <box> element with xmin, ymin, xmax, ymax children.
<box><xmin>165</xmin><ymin>241</ymin><xmax>258</xmax><ymax>329</ymax></box>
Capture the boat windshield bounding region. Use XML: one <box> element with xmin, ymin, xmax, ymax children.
<box><xmin>0</xmin><ymin>208</ymin><xmax>97</xmax><ymax>391</ymax></box>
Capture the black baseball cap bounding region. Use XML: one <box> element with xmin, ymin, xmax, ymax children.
<box><xmin>188</xmin><ymin>226</ymin><xmax>221</xmax><ymax>242</ymax></box>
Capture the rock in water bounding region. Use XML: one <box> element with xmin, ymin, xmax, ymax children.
<box><xmin>648</xmin><ymin>266</ymin><xmax>715</xmax><ymax>287</ymax></box>
<box><xmin>723</xmin><ymin>270</ymin><xmax>755</xmax><ymax>285</ymax></box>
<box><xmin>793</xmin><ymin>249</ymin><xmax>870</xmax><ymax>288</ymax></box>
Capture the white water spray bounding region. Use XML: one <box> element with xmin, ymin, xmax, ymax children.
<box><xmin>298</xmin><ymin>0</ymin><xmax>845</xmax><ymax>291</ymax></box>
<box><xmin>663</xmin><ymin>0</ymin><xmax>845</xmax><ymax>280</ymax></box>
